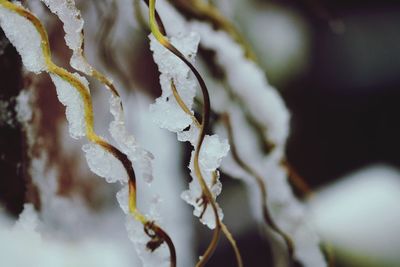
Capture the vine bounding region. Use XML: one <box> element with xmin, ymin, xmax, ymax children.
<box><xmin>147</xmin><ymin>0</ymin><xmax>242</xmax><ymax>266</ymax></box>
<box><xmin>0</xmin><ymin>1</ymin><xmax>176</xmax><ymax>266</ymax></box>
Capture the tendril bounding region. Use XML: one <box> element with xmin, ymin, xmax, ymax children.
<box><xmin>147</xmin><ymin>1</ymin><xmax>243</xmax><ymax>266</ymax></box>
<box><xmin>166</xmin><ymin>0</ymin><xmax>256</xmax><ymax>61</ymax></box>
<box><xmin>0</xmin><ymin>2</ymin><xmax>176</xmax><ymax>266</ymax></box>
<box><xmin>222</xmin><ymin>112</ymin><xmax>297</xmax><ymax>264</ymax></box>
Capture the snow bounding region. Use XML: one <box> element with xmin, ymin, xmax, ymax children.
<box><xmin>149</xmin><ymin>32</ymin><xmax>199</xmax><ymax>133</ymax></box>
<box><xmin>185</xmin><ymin>6</ymin><xmax>318</xmax><ymax>259</ymax></box>
<box><xmin>16</xmin><ymin>90</ymin><xmax>33</xmax><ymax>123</ymax></box>
<box><xmin>179</xmin><ymin>133</ymin><xmax>229</xmax><ymax>228</ymax></box>
<box><xmin>0</xmin><ymin>4</ymin><xmax>47</xmax><ymax>73</ymax></box>
<box><xmin>215</xmin><ymin>103</ymin><xmax>325</xmax><ymax>266</ymax></box>
<box><xmin>14</xmin><ymin>204</ymin><xmax>40</xmax><ymax>235</ymax></box>
<box><xmin>41</xmin><ymin>0</ymin><xmax>93</xmax><ymax>74</ymax></box>
<box><xmin>150</xmin><ymin>97</ymin><xmax>192</xmax><ymax>132</ymax></box>
<box><xmin>0</xmin><ymin>207</ymin><xmax>133</xmax><ymax>267</ymax></box>
<box><xmin>309</xmin><ymin>165</ymin><xmax>400</xmax><ymax>264</ymax></box>
<box><xmin>200</xmin><ymin>135</ymin><xmax>230</xmax><ymax>173</ymax></box>
<box><xmin>82</xmin><ymin>143</ymin><xmax>129</xmax><ymax>184</ymax></box>
<box><xmin>189</xmin><ymin>21</ymin><xmax>290</xmax><ymax>148</ymax></box>
<box><xmin>50</xmin><ymin>73</ymin><xmax>87</xmax><ymax>139</ymax></box>
<box><xmin>126</xmin><ymin>216</ymin><xmax>170</xmax><ymax>267</ymax></box>
<box><xmin>149</xmin><ymin>16</ymin><xmax>228</xmax><ymax>228</ymax></box>
<box><xmin>124</xmin><ymin>93</ymin><xmax>195</xmax><ymax>266</ymax></box>
<box><xmin>1</xmin><ymin>2</ymin><xmax>190</xmax><ymax>266</ymax></box>
<box><xmin>109</xmin><ymin>95</ymin><xmax>154</xmax><ymax>184</ymax></box>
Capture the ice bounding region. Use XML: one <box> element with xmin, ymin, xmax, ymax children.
<box><xmin>0</xmin><ymin>210</ymin><xmax>133</xmax><ymax>267</ymax></box>
<box><xmin>40</xmin><ymin>0</ymin><xmax>92</xmax><ymax>74</ymax></box>
<box><xmin>154</xmin><ymin>0</ymin><xmax>187</xmax><ymax>36</ymax></box>
<box><xmin>109</xmin><ymin>95</ymin><xmax>154</xmax><ymax>184</ymax></box>
<box><xmin>199</xmin><ymin>135</ymin><xmax>230</xmax><ymax>172</ymax></box>
<box><xmin>189</xmin><ymin>21</ymin><xmax>290</xmax><ymax>147</ymax></box>
<box><xmin>149</xmin><ymin>6</ymin><xmax>230</xmax><ymax>229</ymax></box>
<box><xmin>181</xmin><ymin>180</ymin><xmax>224</xmax><ymax>229</ymax></box>
<box><xmin>183</xmin><ymin>18</ymin><xmax>326</xmax><ymax>266</ymax></box>
<box><xmin>126</xmin><ymin>216</ymin><xmax>170</xmax><ymax>267</ymax></box>
<box><xmin>177</xmin><ymin>124</ymin><xmax>199</xmax><ymax>146</ymax></box>
<box><xmin>0</xmin><ymin>5</ymin><xmax>46</xmax><ymax>73</ymax></box>
<box><xmin>14</xmin><ymin>204</ymin><xmax>39</xmax><ymax>234</ymax></box>
<box><xmin>215</xmin><ymin>102</ymin><xmax>325</xmax><ymax>266</ymax></box>
<box><xmin>16</xmin><ymin>90</ymin><xmax>33</xmax><ymax>123</ymax></box>
<box><xmin>82</xmin><ymin>143</ymin><xmax>128</xmax><ymax>184</ymax></box>
<box><xmin>50</xmin><ymin>73</ymin><xmax>87</xmax><ymax>139</ymax></box>
<box><xmin>149</xmin><ymin>98</ymin><xmax>192</xmax><ymax>132</ymax></box>
<box><xmin>116</xmin><ymin>185</ymin><xmax>129</xmax><ymax>214</ymax></box>
<box><xmin>149</xmin><ymin>32</ymin><xmax>200</xmax><ymax>133</ymax></box>
<box><xmin>0</xmin><ymin>3</ymin><xmax>88</xmax><ymax>139</ymax></box>
<box><xmin>127</xmin><ymin>93</ymin><xmax>196</xmax><ymax>266</ymax></box>
<box><xmin>180</xmin><ymin>144</ymin><xmax>226</xmax><ymax>229</ymax></box>
<box><xmin>41</xmin><ymin>0</ymin><xmax>82</xmax><ymax>50</ymax></box>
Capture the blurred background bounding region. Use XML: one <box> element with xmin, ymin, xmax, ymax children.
<box><xmin>1</xmin><ymin>0</ymin><xmax>400</xmax><ymax>266</ymax></box>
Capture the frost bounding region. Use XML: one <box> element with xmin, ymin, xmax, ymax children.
<box><xmin>0</xmin><ymin>209</ymin><xmax>133</xmax><ymax>267</ymax></box>
<box><xmin>184</xmin><ymin>9</ymin><xmax>322</xmax><ymax>263</ymax></box>
<box><xmin>117</xmin><ymin>183</ymin><xmax>170</xmax><ymax>267</ymax></box>
<box><xmin>200</xmin><ymin>135</ymin><xmax>230</xmax><ymax>172</ymax></box>
<box><xmin>150</xmin><ymin>98</ymin><xmax>192</xmax><ymax>132</ymax></box>
<box><xmin>0</xmin><ymin>5</ymin><xmax>46</xmax><ymax>73</ymax></box>
<box><xmin>50</xmin><ymin>73</ymin><xmax>87</xmax><ymax>139</ymax></box>
<box><xmin>149</xmin><ymin>32</ymin><xmax>199</xmax><ymax>133</ymax></box>
<box><xmin>109</xmin><ymin>95</ymin><xmax>154</xmax><ymax>184</ymax></box>
<box><xmin>189</xmin><ymin>22</ymin><xmax>290</xmax><ymax>148</ymax></box>
<box><xmin>149</xmin><ymin>22</ymin><xmax>228</xmax><ymax>228</ymax></box>
<box><xmin>0</xmin><ymin>3</ymin><xmax>175</xmax><ymax>266</ymax></box>
<box><xmin>216</xmin><ymin>103</ymin><xmax>326</xmax><ymax>266</ymax></box>
<box><xmin>116</xmin><ymin>185</ymin><xmax>129</xmax><ymax>214</ymax></box>
<box><xmin>0</xmin><ymin>4</ymin><xmax>89</xmax><ymax>140</ymax></box>
<box><xmin>177</xmin><ymin>124</ymin><xmax>199</xmax><ymax>146</ymax></box>
<box><xmin>180</xmin><ymin>134</ymin><xmax>229</xmax><ymax>227</ymax></box>
<box><xmin>124</xmin><ymin>93</ymin><xmax>195</xmax><ymax>266</ymax></box>
<box><xmin>40</xmin><ymin>0</ymin><xmax>156</xmax><ymax>184</ymax></box>
<box><xmin>126</xmin><ymin>217</ymin><xmax>170</xmax><ymax>267</ymax></box>
<box><xmin>82</xmin><ymin>143</ymin><xmax>128</xmax><ymax>184</ymax></box>
<box><xmin>14</xmin><ymin>203</ymin><xmax>40</xmax><ymax>234</ymax></box>
<box><xmin>0</xmin><ymin>89</ymin><xmax>32</xmax><ymax>128</ymax></box>
<box><xmin>41</xmin><ymin>0</ymin><xmax>92</xmax><ymax>74</ymax></box>
<box><xmin>16</xmin><ymin>89</ymin><xmax>33</xmax><ymax>123</ymax></box>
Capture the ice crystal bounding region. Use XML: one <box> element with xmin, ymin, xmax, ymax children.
<box><xmin>50</xmin><ymin>73</ymin><xmax>88</xmax><ymax>139</ymax></box>
<box><xmin>41</xmin><ymin>0</ymin><xmax>92</xmax><ymax>74</ymax></box>
<box><xmin>149</xmin><ymin>17</ymin><xmax>228</xmax><ymax>228</ymax></box>
<box><xmin>0</xmin><ymin>5</ymin><xmax>46</xmax><ymax>73</ymax></box>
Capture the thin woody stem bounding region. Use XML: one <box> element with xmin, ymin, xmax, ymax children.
<box><xmin>167</xmin><ymin>0</ymin><xmax>257</xmax><ymax>61</ymax></box>
<box><xmin>147</xmin><ymin>1</ymin><xmax>242</xmax><ymax>266</ymax></box>
<box><xmin>221</xmin><ymin>113</ymin><xmax>296</xmax><ymax>262</ymax></box>
<box><xmin>0</xmin><ymin>2</ymin><xmax>175</xmax><ymax>266</ymax></box>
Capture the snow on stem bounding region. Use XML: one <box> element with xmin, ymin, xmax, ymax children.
<box><xmin>221</xmin><ymin>113</ymin><xmax>295</xmax><ymax>259</ymax></box>
<box><xmin>147</xmin><ymin>1</ymin><xmax>242</xmax><ymax>266</ymax></box>
<box><xmin>164</xmin><ymin>2</ymin><xmax>326</xmax><ymax>265</ymax></box>
<box><xmin>0</xmin><ymin>1</ymin><xmax>176</xmax><ymax>266</ymax></box>
<box><xmin>166</xmin><ymin>0</ymin><xmax>256</xmax><ymax>61</ymax></box>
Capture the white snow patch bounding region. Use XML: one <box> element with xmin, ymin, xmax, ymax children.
<box><xmin>0</xmin><ymin>4</ymin><xmax>47</xmax><ymax>73</ymax></box>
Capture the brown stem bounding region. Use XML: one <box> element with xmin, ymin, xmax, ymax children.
<box><xmin>221</xmin><ymin>113</ymin><xmax>296</xmax><ymax>263</ymax></box>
